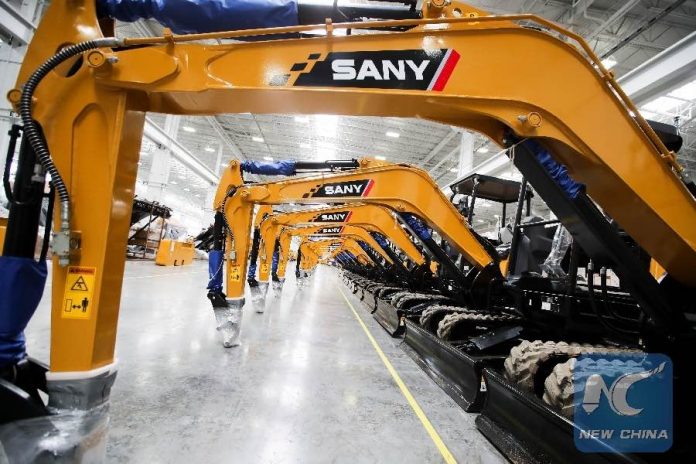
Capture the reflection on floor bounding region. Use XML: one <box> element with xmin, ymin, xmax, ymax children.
<box><xmin>25</xmin><ymin>261</ymin><xmax>507</xmax><ymax>463</ymax></box>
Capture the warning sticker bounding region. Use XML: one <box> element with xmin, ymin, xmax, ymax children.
<box><xmin>229</xmin><ymin>265</ymin><xmax>241</xmax><ymax>282</ymax></box>
<box><xmin>62</xmin><ymin>266</ymin><xmax>96</xmax><ymax>320</ymax></box>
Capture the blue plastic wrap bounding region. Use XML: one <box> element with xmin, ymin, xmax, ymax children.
<box><xmin>247</xmin><ymin>260</ymin><xmax>257</xmax><ymax>280</ymax></box>
<box><xmin>371</xmin><ymin>232</ymin><xmax>390</xmax><ymax>249</ymax></box>
<box><xmin>97</xmin><ymin>0</ymin><xmax>299</xmax><ymax>34</ymax></box>
<box><xmin>401</xmin><ymin>213</ymin><xmax>432</xmax><ymax>240</ymax></box>
<box><xmin>271</xmin><ymin>248</ymin><xmax>279</xmax><ymax>274</ymax></box>
<box><xmin>240</xmin><ymin>160</ymin><xmax>297</xmax><ymax>176</ymax></box>
<box><xmin>524</xmin><ymin>140</ymin><xmax>584</xmax><ymax>199</ymax></box>
<box><xmin>207</xmin><ymin>250</ymin><xmax>224</xmax><ymax>293</ymax></box>
<box><xmin>0</xmin><ymin>256</ymin><xmax>47</xmax><ymax>368</ymax></box>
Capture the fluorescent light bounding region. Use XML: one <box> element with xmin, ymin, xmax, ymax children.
<box><xmin>182</xmin><ymin>126</ymin><xmax>196</xmax><ymax>133</ymax></box>
<box><xmin>476</xmin><ymin>219</ymin><xmax>484</xmax><ymax>223</ymax></box>
<box><xmin>170</xmin><ymin>180</ymin><xmax>178</xmax><ymax>185</ymax></box>
<box><xmin>385</xmin><ymin>131</ymin><xmax>400</xmax><ymax>138</ymax></box>
<box><xmin>640</xmin><ymin>109</ymin><xmax>658</xmax><ymax>120</ymax></box>
<box><xmin>184</xmin><ymin>187</ymin><xmax>190</xmax><ymax>192</ymax></box>
<box><xmin>449</xmin><ymin>168</ymin><xmax>458</xmax><ymax>173</ymax></box>
<box><xmin>642</xmin><ymin>96</ymin><xmax>681</xmax><ymax>114</ymax></box>
<box><xmin>252</xmin><ymin>136</ymin><xmax>264</xmax><ymax>143</ymax></box>
<box><xmin>477</xmin><ymin>147</ymin><xmax>489</xmax><ymax>153</ymax></box>
<box><xmin>178</xmin><ymin>175</ymin><xmax>186</xmax><ymax>180</ymax></box>
<box><xmin>601</xmin><ymin>57</ymin><xmax>617</xmax><ymax>69</ymax></box>
<box><xmin>315</xmin><ymin>115</ymin><xmax>338</xmax><ymax>137</ymax></box>
<box><xmin>195</xmin><ymin>194</ymin><xmax>201</xmax><ymax>197</ymax></box>
<box><xmin>669</xmin><ymin>79</ymin><xmax>696</xmax><ymax>100</ymax></box>
<box><xmin>375</xmin><ymin>155</ymin><xmax>386</xmax><ymax>160</ymax></box>
<box><xmin>263</xmin><ymin>156</ymin><xmax>274</xmax><ymax>161</ymax></box>
<box><xmin>294</xmin><ymin>116</ymin><xmax>309</xmax><ymax>123</ymax></box>
<box><xmin>494</xmin><ymin>214</ymin><xmax>500</xmax><ymax>218</ymax></box>
<box><xmin>204</xmin><ymin>147</ymin><xmax>215</xmax><ymax>153</ymax></box>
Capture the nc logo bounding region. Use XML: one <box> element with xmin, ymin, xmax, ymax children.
<box><xmin>581</xmin><ymin>362</ymin><xmax>666</xmax><ymax>416</ymax></box>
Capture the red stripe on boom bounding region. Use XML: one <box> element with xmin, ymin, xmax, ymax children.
<box><xmin>362</xmin><ymin>179</ymin><xmax>375</xmax><ymax>196</ymax></box>
<box><xmin>432</xmin><ymin>50</ymin><xmax>460</xmax><ymax>91</ymax></box>
<box><xmin>345</xmin><ymin>211</ymin><xmax>353</xmax><ymax>222</ymax></box>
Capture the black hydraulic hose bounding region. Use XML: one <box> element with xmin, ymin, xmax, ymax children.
<box><xmin>3</xmin><ymin>125</ymin><xmax>21</xmax><ymax>203</ymax></box>
<box><xmin>40</xmin><ymin>184</ymin><xmax>55</xmax><ymax>262</ymax></box>
<box><xmin>587</xmin><ymin>264</ymin><xmax>638</xmax><ymax>337</ymax></box>
<box><xmin>600</xmin><ymin>268</ymin><xmax>639</xmax><ymax>324</ymax></box>
<box><xmin>18</xmin><ymin>37</ymin><xmax>123</xmax><ymax>235</ymax></box>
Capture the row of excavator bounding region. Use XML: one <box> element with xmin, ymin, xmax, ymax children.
<box><xmin>1</xmin><ymin>0</ymin><xmax>694</xmax><ymax>461</ymax></box>
<box><xmin>208</xmin><ymin>149</ymin><xmax>692</xmax><ymax>463</ymax></box>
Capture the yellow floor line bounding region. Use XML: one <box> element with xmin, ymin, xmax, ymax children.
<box><xmin>337</xmin><ymin>286</ymin><xmax>457</xmax><ymax>464</ymax></box>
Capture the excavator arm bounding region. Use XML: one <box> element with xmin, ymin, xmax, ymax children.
<box><xmin>7</xmin><ymin>0</ymin><xmax>694</xmax><ymax>383</ymax></box>
<box><xmin>257</xmin><ymin>203</ymin><xmax>426</xmax><ymax>282</ymax></box>
<box><xmin>222</xmin><ymin>162</ymin><xmax>495</xmax><ymax>300</ymax></box>
<box><xmin>274</xmin><ymin>224</ymin><xmax>395</xmax><ymax>280</ymax></box>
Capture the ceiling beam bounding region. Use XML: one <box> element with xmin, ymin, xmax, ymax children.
<box><xmin>0</xmin><ymin>0</ymin><xmax>35</xmax><ymax>45</ymax></box>
<box><xmin>618</xmin><ymin>31</ymin><xmax>696</xmax><ymax>106</ymax></box>
<box><xmin>418</xmin><ymin>129</ymin><xmax>459</xmax><ymax>167</ymax></box>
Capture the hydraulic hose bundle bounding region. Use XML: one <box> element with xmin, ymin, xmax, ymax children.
<box><xmin>18</xmin><ymin>38</ymin><xmax>123</xmax><ymax>265</ymax></box>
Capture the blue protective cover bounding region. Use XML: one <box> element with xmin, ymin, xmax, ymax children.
<box><xmin>207</xmin><ymin>249</ymin><xmax>224</xmax><ymax>293</ymax></box>
<box><xmin>98</xmin><ymin>0</ymin><xmax>299</xmax><ymax>34</ymax></box>
<box><xmin>0</xmin><ymin>257</ymin><xmax>47</xmax><ymax>368</ymax></box>
<box><xmin>240</xmin><ymin>160</ymin><xmax>297</xmax><ymax>176</ymax></box>
<box><xmin>524</xmin><ymin>140</ymin><xmax>584</xmax><ymax>199</ymax></box>
<box><xmin>246</xmin><ymin>260</ymin><xmax>257</xmax><ymax>280</ymax></box>
<box><xmin>371</xmin><ymin>232</ymin><xmax>389</xmax><ymax>249</ymax></box>
<box><xmin>271</xmin><ymin>249</ymin><xmax>279</xmax><ymax>274</ymax></box>
<box><xmin>401</xmin><ymin>213</ymin><xmax>432</xmax><ymax>240</ymax></box>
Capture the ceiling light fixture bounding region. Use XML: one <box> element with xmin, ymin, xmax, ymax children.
<box><xmin>184</xmin><ymin>188</ymin><xmax>190</xmax><ymax>192</ymax></box>
<box><xmin>315</xmin><ymin>115</ymin><xmax>338</xmax><ymax>137</ymax></box>
<box><xmin>182</xmin><ymin>126</ymin><xmax>196</xmax><ymax>133</ymax></box>
<box><xmin>385</xmin><ymin>131</ymin><xmax>400</xmax><ymax>138</ymax></box>
<box><xmin>449</xmin><ymin>168</ymin><xmax>458</xmax><ymax>173</ymax></box>
<box><xmin>263</xmin><ymin>156</ymin><xmax>274</xmax><ymax>161</ymax></box>
<box><xmin>170</xmin><ymin>180</ymin><xmax>178</xmax><ymax>185</ymax></box>
<box><xmin>601</xmin><ymin>57</ymin><xmax>617</xmax><ymax>69</ymax></box>
<box><xmin>477</xmin><ymin>147</ymin><xmax>489</xmax><ymax>154</ymax></box>
<box><xmin>375</xmin><ymin>155</ymin><xmax>386</xmax><ymax>160</ymax></box>
<box><xmin>204</xmin><ymin>147</ymin><xmax>215</xmax><ymax>153</ymax></box>
<box><xmin>252</xmin><ymin>136</ymin><xmax>264</xmax><ymax>143</ymax></box>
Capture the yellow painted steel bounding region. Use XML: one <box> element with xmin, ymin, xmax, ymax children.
<box><xmin>257</xmin><ymin>203</ymin><xmax>426</xmax><ymax>281</ymax></box>
<box><xmin>13</xmin><ymin>0</ymin><xmax>696</xmax><ymax>373</ymax></box>
<box><xmin>0</xmin><ymin>218</ymin><xmax>7</xmax><ymax>255</ymax></box>
<box><xmin>223</xmin><ymin>162</ymin><xmax>494</xmax><ymax>300</ymax></box>
<box><xmin>275</xmin><ymin>224</ymin><xmax>395</xmax><ymax>280</ymax></box>
<box><xmin>154</xmin><ymin>240</ymin><xmax>195</xmax><ymax>266</ymax></box>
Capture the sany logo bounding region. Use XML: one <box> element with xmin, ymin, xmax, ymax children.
<box><xmin>332</xmin><ymin>59</ymin><xmax>430</xmax><ymax>81</ymax></box>
<box><xmin>581</xmin><ymin>362</ymin><xmax>666</xmax><ymax>416</ymax></box>
<box><xmin>309</xmin><ymin>179</ymin><xmax>374</xmax><ymax>198</ymax></box>
<box><xmin>290</xmin><ymin>49</ymin><xmax>460</xmax><ymax>91</ymax></box>
<box><xmin>312</xmin><ymin>211</ymin><xmax>353</xmax><ymax>223</ymax></box>
<box><xmin>317</xmin><ymin>226</ymin><xmax>344</xmax><ymax>235</ymax></box>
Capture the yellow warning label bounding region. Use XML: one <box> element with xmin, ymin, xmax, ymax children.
<box><xmin>62</xmin><ymin>266</ymin><xmax>96</xmax><ymax>320</ymax></box>
<box><xmin>229</xmin><ymin>265</ymin><xmax>241</xmax><ymax>282</ymax></box>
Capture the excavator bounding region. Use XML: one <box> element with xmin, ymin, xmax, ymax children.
<box><xmin>1</xmin><ymin>0</ymin><xmax>694</xmax><ymax>461</ymax></box>
<box><xmin>256</xmin><ymin>203</ymin><xmax>434</xmax><ymax>302</ymax></box>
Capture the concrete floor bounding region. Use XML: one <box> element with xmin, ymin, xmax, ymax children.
<box><xmin>23</xmin><ymin>260</ymin><xmax>507</xmax><ymax>463</ymax></box>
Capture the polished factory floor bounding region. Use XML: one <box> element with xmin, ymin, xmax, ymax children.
<box><xmin>25</xmin><ymin>261</ymin><xmax>506</xmax><ymax>463</ymax></box>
